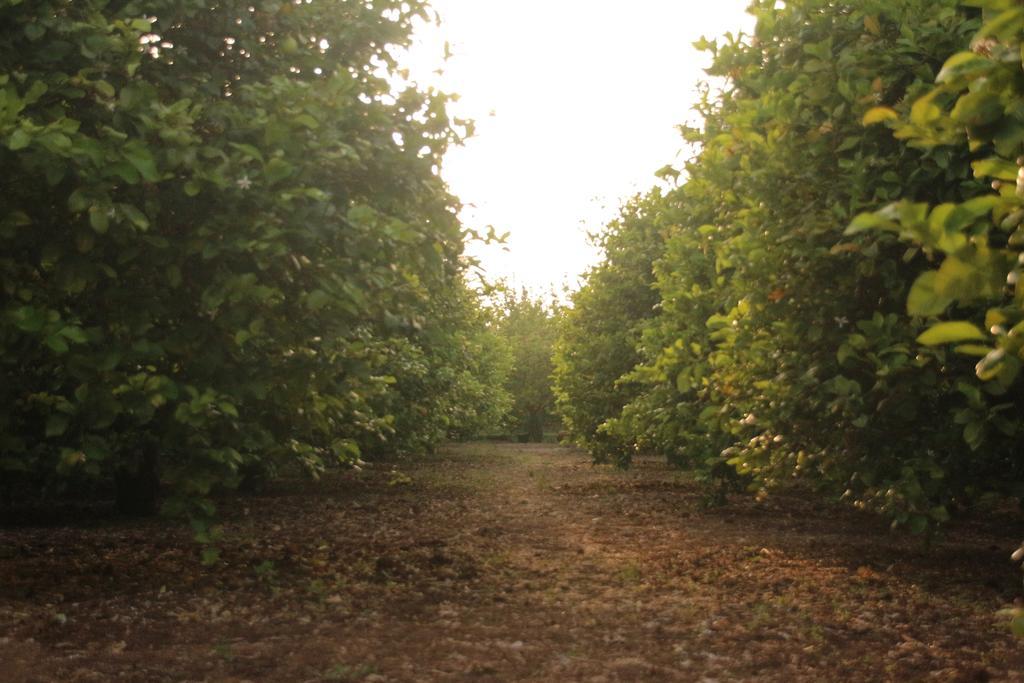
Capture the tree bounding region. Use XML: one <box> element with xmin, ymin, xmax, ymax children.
<box><xmin>496</xmin><ymin>289</ymin><xmax>559</xmax><ymax>442</ymax></box>
<box><xmin>553</xmin><ymin>190</ymin><xmax>666</xmax><ymax>463</ymax></box>
<box><xmin>0</xmin><ymin>0</ymin><xmax>475</xmax><ymax>521</ymax></box>
<box><xmin>557</xmin><ymin>0</ymin><xmax>1020</xmax><ymax>532</ymax></box>
<box><xmin>852</xmin><ymin>0</ymin><xmax>1024</xmax><ymax>407</ymax></box>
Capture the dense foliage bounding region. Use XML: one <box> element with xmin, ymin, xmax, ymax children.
<box><xmin>495</xmin><ymin>289</ymin><xmax>560</xmax><ymax>442</ymax></box>
<box><xmin>0</xmin><ymin>0</ymin><xmax>506</xmax><ymax>522</ymax></box>
<box><xmin>853</xmin><ymin>0</ymin><xmax>1024</xmax><ymax>405</ymax></box>
<box><xmin>556</xmin><ymin>0</ymin><xmax>1024</xmax><ymax>534</ymax></box>
<box><xmin>553</xmin><ymin>191</ymin><xmax>666</xmax><ymax>463</ymax></box>
<box><xmin>851</xmin><ymin>1</ymin><xmax>1024</xmax><ymax>623</ymax></box>
<box><xmin>443</xmin><ymin>291</ymin><xmax>514</xmax><ymax>442</ymax></box>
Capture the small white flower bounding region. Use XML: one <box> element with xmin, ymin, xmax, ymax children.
<box><xmin>236</xmin><ymin>175</ymin><xmax>252</xmax><ymax>190</ymax></box>
<box><xmin>834</xmin><ymin>316</ymin><xmax>850</xmax><ymax>327</ymax></box>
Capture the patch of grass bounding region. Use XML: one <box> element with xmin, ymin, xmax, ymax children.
<box><xmin>481</xmin><ymin>550</ymin><xmax>510</xmax><ymax>569</ymax></box>
<box><xmin>212</xmin><ymin>642</ymin><xmax>235</xmax><ymax>661</ymax></box>
<box><xmin>618</xmin><ymin>563</ymin><xmax>642</xmax><ymax>585</ymax></box>
<box><xmin>322</xmin><ymin>663</ymin><xmax>377</xmax><ymax>681</ymax></box>
<box><xmin>747</xmin><ymin>601</ymin><xmax>776</xmax><ymax>629</ymax></box>
<box><xmin>254</xmin><ymin>559</ymin><xmax>278</xmax><ymax>585</ymax></box>
<box><xmin>804</xmin><ymin>622</ymin><xmax>827</xmax><ymax>644</ymax></box>
<box><xmin>306</xmin><ymin>578</ymin><xmax>329</xmax><ymax>603</ymax></box>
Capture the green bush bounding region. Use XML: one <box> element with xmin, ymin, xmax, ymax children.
<box><xmin>496</xmin><ymin>289</ymin><xmax>560</xmax><ymax>442</ymax></box>
<box><xmin>0</xmin><ymin>0</ymin><xmax>500</xmax><ymax>519</ymax></box>
<box><xmin>557</xmin><ymin>0</ymin><xmax>1024</xmax><ymax>531</ymax></box>
<box><xmin>553</xmin><ymin>190</ymin><xmax>667</xmax><ymax>464</ymax></box>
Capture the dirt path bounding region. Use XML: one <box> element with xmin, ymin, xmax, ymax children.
<box><xmin>2</xmin><ymin>442</ymin><xmax>1024</xmax><ymax>681</ymax></box>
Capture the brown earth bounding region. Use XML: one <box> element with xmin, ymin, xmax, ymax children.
<box><xmin>1</xmin><ymin>442</ymin><xmax>1023</xmax><ymax>682</ymax></box>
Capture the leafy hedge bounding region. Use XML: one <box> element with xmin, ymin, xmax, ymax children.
<box><xmin>553</xmin><ymin>190</ymin><xmax>667</xmax><ymax>463</ymax></box>
<box><xmin>0</xmin><ymin>0</ymin><xmax>508</xmax><ymax>521</ymax></box>
<box><xmin>496</xmin><ymin>288</ymin><xmax>560</xmax><ymax>442</ymax></box>
<box><xmin>556</xmin><ymin>0</ymin><xmax>1024</xmax><ymax>533</ymax></box>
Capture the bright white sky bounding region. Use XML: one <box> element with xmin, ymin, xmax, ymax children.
<box><xmin>402</xmin><ymin>1</ymin><xmax>754</xmax><ymax>293</ymax></box>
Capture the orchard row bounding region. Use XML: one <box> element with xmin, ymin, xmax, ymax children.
<box><xmin>554</xmin><ymin>0</ymin><xmax>1024</xmax><ymax>534</ymax></box>
<box><xmin>0</xmin><ymin>0</ymin><xmax>528</xmax><ymax>527</ymax></box>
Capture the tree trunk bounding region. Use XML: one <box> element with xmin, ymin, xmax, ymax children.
<box><xmin>115</xmin><ymin>452</ymin><xmax>160</xmax><ymax>516</ymax></box>
<box><xmin>525</xmin><ymin>411</ymin><xmax>545</xmax><ymax>443</ymax></box>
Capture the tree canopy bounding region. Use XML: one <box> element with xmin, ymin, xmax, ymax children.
<box><xmin>555</xmin><ymin>0</ymin><xmax>1024</xmax><ymax>535</ymax></box>
<box><xmin>0</xmin><ymin>0</ymin><xmax>508</xmax><ymax>526</ymax></box>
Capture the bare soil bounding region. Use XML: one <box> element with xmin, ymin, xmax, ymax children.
<box><xmin>2</xmin><ymin>442</ymin><xmax>1023</xmax><ymax>682</ymax></box>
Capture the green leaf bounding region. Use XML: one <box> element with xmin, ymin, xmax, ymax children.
<box><xmin>294</xmin><ymin>113</ymin><xmax>319</xmax><ymax>129</ymax></box>
<box><xmin>977</xmin><ymin>7</ymin><xmax>1024</xmax><ymax>42</ymax></box>
<box><xmin>907</xmin><ymin>271</ymin><xmax>952</xmax><ymax>317</ymax></box>
<box><xmin>862</xmin><ymin>107</ymin><xmax>898</xmax><ymax>125</ymax></box>
<box><xmin>963</xmin><ymin>421</ymin><xmax>985</xmax><ymax>450</ymax></box>
<box><xmin>217</xmin><ymin>401</ymin><xmax>239</xmax><ymax>418</ymax></box>
<box><xmin>933</xmin><ymin>255</ymin><xmax>994</xmax><ymax>301</ymax></box>
<box><xmin>1012</xmin><ymin>614</ymin><xmax>1024</xmax><ymax>638</ymax></box>
<box><xmin>94</xmin><ymin>80</ymin><xmax>116</xmax><ymax>98</ymax></box>
<box><xmin>916</xmin><ymin>321</ymin><xmax>987</xmax><ymax>346</ymax></box>
<box><xmin>306</xmin><ymin>289</ymin><xmax>331</xmax><ymax>310</ymax></box>
<box><xmin>953</xmin><ymin>344</ymin><xmax>992</xmax><ymax>357</ymax></box>
<box><xmin>59</xmin><ymin>326</ymin><xmax>88</xmax><ymax>343</ymax></box>
<box><xmin>264</xmin><ymin>158</ymin><xmax>295</xmax><ymax>185</ymax></box>
<box><xmin>675</xmin><ymin>370</ymin><xmax>691</xmax><ymax>393</ymax></box>
<box><xmin>910</xmin><ymin>90</ymin><xmax>943</xmax><ymax>126</ymax></box>
<box><xmin>228</xmin><ymin>142</ymin><xmax>264</xmax><ymax>162</ymax></box>
<box><xmin>24</xmin><ymin>23</ymin><xmax>45</xmax><ymax>41</ymax></box>
<box><xmin>45</xmin><ymin>414</ymin><xmax>70</xmax><ymax>438</ymax></box>
<box><xmin>907</xmin><ymin>515</ymin><xmax>928</xmax><ymax>535</ymax></box>
<box><xmin>971</xmin><ymin>157</ymin><xmax>1017</xmax><ymax>181</ymax></box>
<box><xmin>951</xmin><ymin>91</ymin><xmax>1003</xmax><ymax>126</ymax></box>
<box><xmin>200</xmin><ymin>547</ymin><xmax>221</xmax><ymax>566</ymax></box>
<box><xmin>8</xmin><ymin>128</ymin><xmax>31</xmax><ymax>151</ymax></box>
<box><xmin>956</xmin><ymin>195</ymin><xmax>1000</xmax><ymax>220</ymax></box>
<box><xmin>45</xmin><ymin>334</ymin><xmax>70</xmax><ymax>354</ymax></box>
<box><xmin>10</xmin><ymin>305</ymin><xmax>46</xmax><ymax>332</ymax></box>
<box><xmin>845</xmin><ymin>210</ymin><xmax>897</xmax><ymax>235</ymax></box>
<box><xmin>119</xmin><ymin>204</ymin><xmax>150</xmax><ymax>230</ymax></box>
<box><xmin>122</xmin><ymin>141</ymin><xmax>160</xmax><ymax>182</ymax></box>
<box><xmin>89</xmin><ymin>206</ymin><xmax>110</xmax><ymax>233</ymax></box>
<box><xmin>38</xmin><ymin>132</ymin><xmax>71</xmax><ymax>152</ymax></box>
<box><xmin>166</xmin><ymin>265</ymin><xmax>182</xmax><ymax>287</ymax></box>
<box><xmin>936</xmin><ymin>51</ymin><xmax>992</xmax><ymax>84</ymax></box>
<box><xmin>109</xmin><ymin>162</ymin><xmax>140</xmax><ymax>184</ymax></box>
